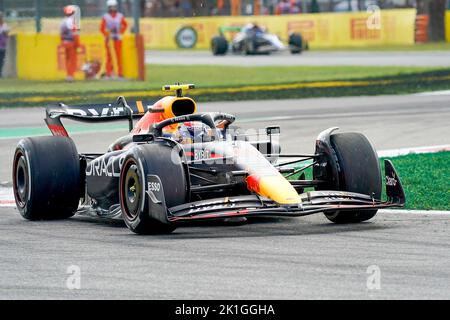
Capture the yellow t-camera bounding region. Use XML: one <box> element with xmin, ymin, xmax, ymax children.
<box><xmin>162</xmin><ymin>84</ymin><xmax>195</xmax><ymax>97</ymax></box>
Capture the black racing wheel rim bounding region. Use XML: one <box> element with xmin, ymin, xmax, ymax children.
<box><xmin>13</xmin><ymin>151</ymin><xmax>29</xmax><ymax>209</ymax></box>
<box><xmin>121</xmin><ymin>160</ymin><xmax>142</xmax><ymax>221</ymax></box>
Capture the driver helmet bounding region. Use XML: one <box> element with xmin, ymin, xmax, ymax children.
<box><xmin>243</xmin><ymin>23</ymin><xmax>254</xmax><ymax>31</ymax></box>
<box><xmin>171</xmin><ymin>122</ymin><xmax>213</xmax><ymax>144</ymax></box>
<box><xmin>244</xmin><ymin>22</ymin><xmax>263</xmax><ymax>33</ymax></box>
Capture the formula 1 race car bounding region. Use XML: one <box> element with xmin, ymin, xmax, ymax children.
<box><xmin>12</xmin><ymin>84</ymin><xmax>405</xmax><ymax>234</ymax></box>
<box><xmin>211</xmin><ymin>24</ymin><xmax>308</xmax><ymax>55</ymax></box>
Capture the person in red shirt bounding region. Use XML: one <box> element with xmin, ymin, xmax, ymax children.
<box><xmin>100</xmin><ymin>0</ymin><xmax>128</xmax><ymax>79</ymax></box>
<box><xmin>60</xmin><ymin>5</ymin><xmax>80</xmax><ymax>81</ymax></box>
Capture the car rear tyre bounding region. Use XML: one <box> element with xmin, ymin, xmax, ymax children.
<box><xmin>119</xmin><ymin>143</ymin><xmax>188</xmax><ymax>234</ymax></box>
<box><xmin>211</xmin><ymin>36</ymin><xmax>228</xmax><ymax>55</ymax></box>
<box><xmin>289</xmin><ymin>33</ymin><xmax>303</xmax><ymax>54</ymax></box>
<box><xmin>320</xmin><ymin>132</ymin><xmax>381</xmax><ymax>223</ymax></box>
<box><xmin>12</xmin><ymin>136</ymin><xmax>81</xmax><ymax>220</ymax></box>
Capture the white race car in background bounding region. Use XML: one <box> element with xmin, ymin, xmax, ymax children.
<box><xmin>211</xmin><ymin>23</ymin><xmax>309</xmax><ymax>56</ymax></box>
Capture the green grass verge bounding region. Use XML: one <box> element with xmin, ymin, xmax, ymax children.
<box><xmin>0</xmin><ymin>65</ymin><xmax>438</xmax><ymax>94</ymax></box>
<box><xmin>0</xmin><ymin>65</ymin><xmax>448</xmax><ymax>107</ymax></box>
<box><xmin>289</xmin><ymin>152</ymin><xmax>449</xmax><ymax>211</ymax></box>
<box><xmin>381</xmin><ymin>152</ymin><xmax>450</xmax><ymax>211</ymax></box>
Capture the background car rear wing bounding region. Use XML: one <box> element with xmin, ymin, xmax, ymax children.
<box><xmin>45</xmin><ymin>97</ymin><xmax>152</xmax><ymax>137</ymax></box>
<box><xmin>218</xmin><ymin>25</ymin><xmax>243</xmax><ymax>34</ymax></box>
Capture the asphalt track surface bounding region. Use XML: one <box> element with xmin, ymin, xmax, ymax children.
<box><xmin>146</xmin><ymin>50</ymin><xmax>450</xmax><ymax>67</ymax></box>
<box><xmin>0</xmin><ymin>94</ymin><xmax>449</xmax><ymax>299</ymax></box>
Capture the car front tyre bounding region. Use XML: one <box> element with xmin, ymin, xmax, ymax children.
<box><xmin>323</xmin><ymin>132</ymin><xmax>382</xmax><ymax>223</ymax></box>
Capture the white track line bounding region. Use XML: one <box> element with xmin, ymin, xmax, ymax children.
<box><xmin>0</xmin><ymin>201</ymin><xmax>15</xmax><ymax>208</ymax></box>
<box><xmin>414</xmin><ymin>90</ymin><xmax>450</xmax><ymax>96</ymax></box>
<box><xmin>0</xmin><ymin>187</ymin><xmax>14</xmax><ymax>207</ymax></box>
<box><xmin>380</xmin><ymin>209</ymin><xmax>450</xmax><ymax>215</ymax></box>
<box><xmin>378</xmin><ymin>144</ymin><xmax>450</xmax><ymax>158</ymax></box>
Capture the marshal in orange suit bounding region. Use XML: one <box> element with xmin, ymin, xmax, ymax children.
<box><xmin>60</xmin><ymin>5</ymin><xmax>80</xmax><ymax>82</ymax></box>
<box><xmin>100</xmin><ymin>0</ymin><xmax>128</xmax><ymax>79</ymax></box>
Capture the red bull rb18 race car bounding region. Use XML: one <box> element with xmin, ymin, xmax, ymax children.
<box><xmin>12</xmin><ymin>84</ymin><xmax>405</xmax><ymax>234</ymax></box>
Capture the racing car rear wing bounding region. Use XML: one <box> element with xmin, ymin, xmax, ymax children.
<box><xmin>45</xmin><ymin>97</ymin><xmax>152</xmax><ymax>137</ymax></box>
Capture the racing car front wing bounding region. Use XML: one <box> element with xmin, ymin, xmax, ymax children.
<box><xmin>166</xmin><ymin>160</ymin><xmax>405</xmax><ymax>223</ymax></box>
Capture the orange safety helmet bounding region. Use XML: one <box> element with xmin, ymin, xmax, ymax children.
<box><xmin>63</xmin><ymin>5</ymin><xmax>76</xmax><ymax>16</ymax></box>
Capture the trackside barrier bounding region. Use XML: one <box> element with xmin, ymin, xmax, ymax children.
<box><xmin>138</xmin><ymin>9</ymin><xmax>416</xmax><ymax>49</ymax></box>
<box><xmin>15</xmin><ymin>33</ymin><xmax>145</xmax><ymax>81</ymax></box>
<box><xmin>9</xmin><ymin>9</ymin><xmax>416</xmax><ymax>50</ymax></box>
